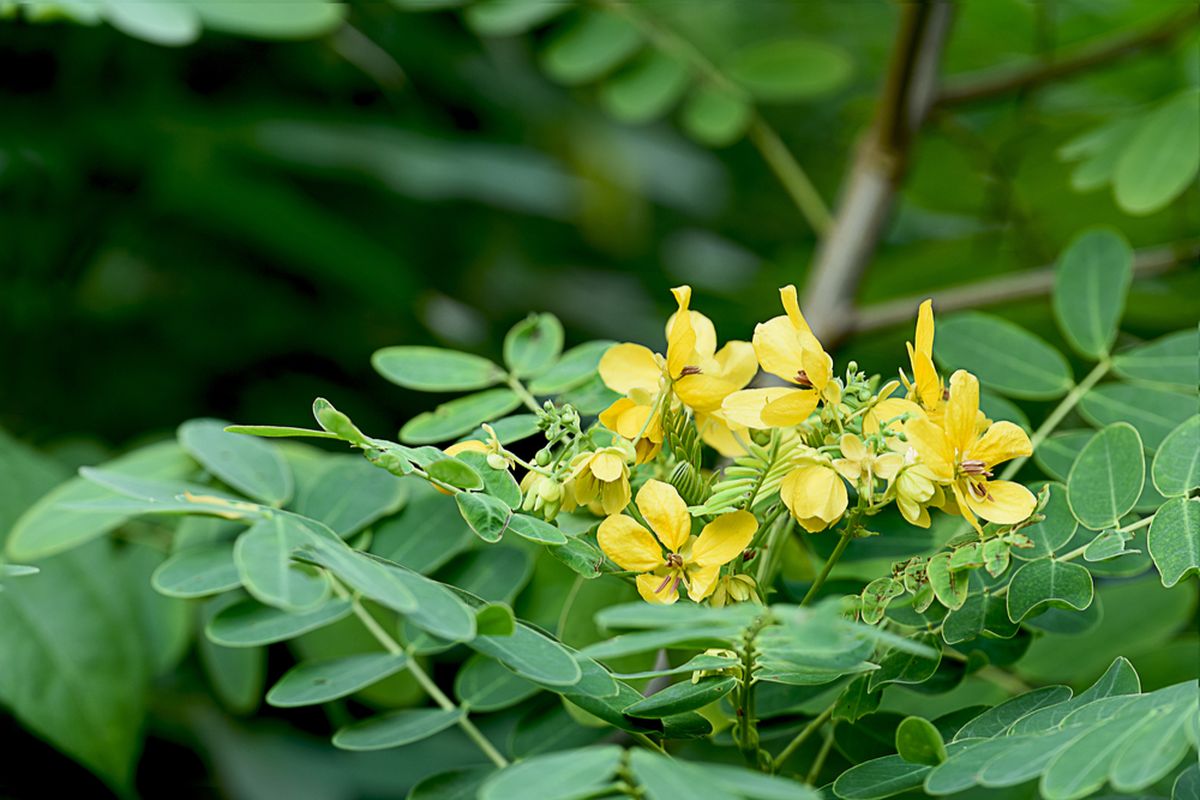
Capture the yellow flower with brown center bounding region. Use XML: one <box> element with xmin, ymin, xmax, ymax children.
<box><xmin>780</xmin><ymin>454</ymin><xmax>849</xmax><ymax>533</ymax></box>
<box><xmin>904</xmin><ymin>370</ymin><xmax>1036</xmax><ymax>532</ymax></box>
<box><xmin>599</xmin><ymin>286</ymin><xmax>756</xmax><ymax>461</ymax></box>
<box><xmin>565</xmin><ymin>447</ymin><xmax>631</xmax><ymax>515</ymax></box>
<box><xmin>721</xmin><ymin>285</ymin><xmax>838</xmax><ymax>430</ymax></box>
<box><xmin>597</xmin><ymin>479</ymin><xmax>757</xmax><ymax>604</ymax></box>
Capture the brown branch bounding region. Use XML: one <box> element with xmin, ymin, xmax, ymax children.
<box><xmin>799</xmin><ymin>0</ymin><xmax>954</xmax><ymax>346</ymax></box>
<box><xmin>847</xmin><ymin>240</ymin><xmax>1200</xmax><ymax>335</ymax></box>
<box><xmin>936</xmin><ymin>7</ymin><xmax>1199</xmax><ymax>107</ymax></box>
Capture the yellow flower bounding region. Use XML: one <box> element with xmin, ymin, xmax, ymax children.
<box><xmin>832</xmin><ymin>433</ymin><xmax>903</xmax><ymax>496</ymax></box>
<box><xmin>901</xmin><ymin>299</ymin><xmax>946</xmax><ymax>425</ymax></box>
<box><xmin>890</xmin><ymin>456</ymin><xmax>944</xmax><ymax>529</ymax></box>
<box><xmin>520</xmin><ymin>471</ymin><xmax>566</xmax><ymax>519</ymax></box>
<box><xmin>721</xmin><ymin>285</ymin><xmax>837</xmax><ymax>429</ymax></box>
<box><xmin>565</xmin><ymin>447</ymin><xmax>631</xmax><ymax>515</ymax></box>
<box><xmin>599</xmin><ymin>286</ymin><xmax>756</xmax><ymax>461</ymax></box>
<box><xmin>904</xmin><ymin>370</ymin><xmax>1036</xmax><ymax>533</ymax></box>
<box><xmin>709</xmin><ymin>574</ymin><xmax>758</xmax><ymax>608</ymax></box>
<box><xmin>597</xmin><ymin>479</ymin><xmax>757</xmax><ymax>604</ymax></box>
<box><xmin>780</xmin><ymin>456</ymin><xmax>849</xmax><ymax>533</ymax></box>
<box><xmin>445</xmin><ymin>440</ymin><xmax>488</xmax><ymax>457</ymax></box>
<box><xmin>862</xmin><ymin>379</ymin><xmax>923</xmax><ymax>439</ymax></box>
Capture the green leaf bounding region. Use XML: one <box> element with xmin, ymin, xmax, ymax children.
<box><xmin>681</xmin><ymin>84</ymin><xmax>753</xmax><ymax>147</ymax></box>
<box><xmin>1082</xmin><ymin>528</ymin><xmax>1138</xmax><ymax>562</ymax></box>
<box><xmin>623</xmin><ymin>676</ymin><xmax>737</xmax><ymax>718</ymax></box>
<box><xmin>528</xmin><ymin>341</ymin><xmax>613</xmax><ymax>396</ymax></box>
<box><xmin>296</xmin><ymin>537</ymin><xmax>419</xmax><ymax>613</ymax></box>
<box><xmin>401</xmin><ymin>389</ymin><xmax>522</xmax><ymax>444</ymax></box>
<box><xmin>1005</xmin><ymin>558</ymin><xmax>1094</xmax><ymax>622</ymax></box>
<box><xmin>613</xmin><ymin>653</ymin><xmax>738</xmax><ymax>681</ymax></box>
<box><xmin>583</xmin><ymin>625</ymin><xmax>746</xmax><ymax>660</ymax></box>
<box><xmin>6</xmin><ymin>441</ymin><xmax>195</xmax><ymax>561</ymax></box>
<box><xmin>454</xmin><ymin>654</ymin><xmax>539</xmax><ymax>712</ymax></box>
<box><xmin>1113</xmin><ymin>88</ymin><xmax>1200</xmax><ymax>215</ymax></box>
<box><xmin>1153</xmin><ymin>416</ymin><xmax>1200</xmax><ymax>497</ymax></box>
<box><xmin>479</xmin><ymin>745</ymin><xmax>623</xmax><ymax>800</ymax></box>
<box><xmin>628</xmin><ymin>749</ymin><xmax>741</xmax><ymax>800</ymax></box>
<box><xmin>599</xmin><ymin>50</ymin><xmax>690</xmax><ymax>124</ymax></box>
<box><xmin>455</xmin><ymin>491</ymin><xmax>516</xmax><ymax>543</ymax></box>
<box><xmin>152</xmin><ymin>542</ymin><xmax>241</xmax><ymax>598</ymax></box>
<box><xmin>1174</xmin><ymin>764</ymin><xmax>1200</xmax><ymax>800</ymax></box>
<box><xmin>234</xmin><ymin>516</ymin><xmax>329</xmax><ymax>612</ymax></box>
<box><xmin>266</xmin><ymin>653</ymin><xmax>407</xmax><ymax>707</ymax></box>
<box><xmin>1052</xmin><ymin>228</ymin><xmax>1132</xmax><ymax>358</ymax></box>
<box><xmin>926</xmin><ymin>552</ymin><xmax>967</xmax><ymax>611</ymax></box>
<box><xmin>374</xmin><ymin>484</ymin><xmax>474</xmax><ymax>573</ymax></box>
<box><xmin>194</xmin><ymin>2</ymin><xmax>345</xmax><ymax>40</ymax></box>
<box><xmin>539</xmin><ymin>11</ymin><xmax>641</xmax><ymax>85</ymax></box>
<box><xmin>436</xmin><ymin>545</ymin><xmax>532</xmax><ymax>604</ymax></box>
<box><xmin>1067</xmin><ymin>423</ymin><xmax>1145</xmax><ymax>530</ymax></box>
<box><xmin>1017</xmin><ymin>483</ymin><xmax>1078</xmax><ymax>559</ymax></box>
<box><xmin>833</xmin><ymin>755</ymin><xmax>930</xmax><ymax>800</ymax></box>
<box><xmin>206</xmin><ymin>597</ymin><xmax>352</xmax><ymax>647</ymax></box>
<box><xmin>700</xmin><ymin>763</ymin><xmax>821</xmax><ymax>800</ymax></box>
<box><xmin>1059</xmin><ymin>116</ymin><xmax>1140</xmax><ymax>191</ymax></box>
<box><xmin>409</xmin><ymin>767</ymin><xmax>494</xmax><ymax>800</ymax></box>
<box><xmin>934</xmin><ymin>312</ymin><xmax>1073</xmax><ymax>399</ymax></box>
<box><xmin>508</xmin><ymin>512</ymin><xmax>568</xmax><ymax>545</ymax></box>
<box><xmin>468</xmin><ymin>620</ymin><xmax>582</xmax><ymax>688</ymax></box>
<box><xmin>942</xmin><ymin>591</ymin><xmax>1014</xmax><ymax>644</ymax></box>
<box><xmin>895</xmin><ymin>716</ymin><xmax>947</xmax><ymax>766</ymax></box>
<box><xmin>503</xmin><ymin>312</ymin><xmax>564</xmax><ymax>377</ymax></box>
<box><xmin>548</xmin><ymin>533</ymin><xmax>606</xmax><ymax>579</ymax></box>
<box><xmin>1148</xmin><ymin>497</ymin><xmax>1200</xmax><ymax>588</ymax></box>
<box><xmin>1079</xmin><ymin>383</ymin><xmax>1196</xmax><ymax>450</ymax></box>
<box><xmin>867</xmin><ymin>634</ymin><xmax>941</xmax><ymax>692</ymax></box>
<box><xmin>292</xmin><ymin>456</ymin><xmax>408</xmax><ymax>537</ymax></box>
<box><xmin>452</xmin><ymin>450</ymin><xmax>518</xmax><ymax>506</ymax></box>
<box><xmin>464</xmin><ymin>0</ymin><xmax>567</xmax><ymax>37</ymax></box>
<box><xmin>954</xmin><ymin>684</ymin><xmax>1073</xmax><ymax>740</ymax></box>
<box><xmin>833</xmin><ymin>675</ymin><xmax>882</xmax><ymax>723</ymax></box>
<box><xmin>1034</xmin><ymin>431</ymin><xmax>1094</xmax><ymax>482</ymax></box>
<box><xmin>104</xmin><ymin>2</ymin><xmax>200</xmax><ymax>46</ymax></box>
<box><xmin>374</xmin><ymin>558</ymin><xmax>476</xmax><ymax>643</ymax></box>
<box><xmin>475</xmin><ymin>602</ymin><xmax>515</xmax><ymax>636</ymax></box>
<box><xmin>224</xmin><ymin>424</ymin><xmax>339</xmax><ymax>440</ymax></box>
<box><xmin>727</xmin><ymin>38</ymin><xmax>852</xmax><ymax>101</ymax></box>
<box><xmin>1112</xmin><ymin>329</ymin><xmax>1199</xmax><ymax>390</ymax></box>
<box><xmin>371</xmin><ymin>346</ymin><xmax>504</xmax><ymax>392</ymax></box>
<box><xmin>178</xmin><ymin>418</ymin><xmax>293</xmax><ymax>506</ymax></box>
<box><xmin>425</xmin><ymin>456</ymin><xmax>484</xmax><ymax>492</ymax></box>
<box><xmin>333</xmin><ymin>707</ymin><xmax>464</xmax><ymax>751</ymax></box>
<box><xmin>979</xmin><ymin>390</ymin><xmax>1031</xmax><ymax>433</ymax></box>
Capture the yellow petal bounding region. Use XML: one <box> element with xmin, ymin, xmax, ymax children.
<box><xmin>945</xmin><ymin>370</ymin><xmax>980</xmax><ymax>455</ymax></box>
<box><xmin>696</xmin><ymin>413</ymin><xmax>748</xmax><ymax>458</ymax></box>
<box><xmin>951</xmin><ymin>481</ymin><xmax>983</xmax><ymax>535</ymax></box>
<box><xmin>863</xmin><ymin>397</ymin><xmax>923</xmax><ymax>436</ymax></box>
<box><xmin>666</xmin><ymin>286</ymin><xmax>697</xmax><ymax>378</ymax></box>
<box><xmin>589</xmin><ymin>451</ymin><xmax>625</xmax><ymax>482</ymax></box>
<box><xmin>779</xmin><ymin>284</ymin><xmax>813</xmax><ymax>335</ymax></box>
<box><xmin>636</xmin><ymin>479</ymin><xmax>692</xmax><ymax>553</ymax></box>
<box><xmin>686</xmin><ymin>563</ymin><xmax>721</xmax><ymax>602</ymax></box>
<box><xmin>692</xmin><ymin>510</ymin><xmax>757</xmax><ymax>567</ymax></box>
<box><xmin>799</xmin><ymin>332</ymin><xmax>832</xmax><ymax>391</ymax></box>
<box><xmin>599</xmin><ymin>397</ymin><xmax>634</xmax><ymax>432</ymax></box>
<box><xmin>674</xmin><ymin>373</ymin><xmax>738</xmax><ymax>413</ymax></box>
<box><xmin>712</xmin><ymin>340</ymin><xmax>758</xmax><ymax>389</ymax></box>
<box><xmin>839</xmin><ymin>433</ymin><xmax>866</xmax><ymax>462</ymax></box>
<box><xmin>962</xmin><ymin>479</ymin><xmax>1037</xmax><ymax>525</ymax></box>
<box><xmin>915</xmin><ymin>299</ymin><xmax>934</xmax><ymax>359</ymax></box>
<box><xmin>904</xmin><ymin>417</ymin><xmax>956</xmax><ymax>482</ymax></box>
<box><xmin>907</xmin><ymin>340</ymin><xmax>942</xmax><ymax>412</ymax></box>
<box><xmin>752</xmin><ymin>316</ymin><xmax>806</xmax><ymax>382</ymax></box>
<box><xmin>874</xmin><ymin>452</ymin><xmax>904</xmax><ymax>480</ymax></box>
<box><xmin>573</xmin><ymin>471</ymin><xmax>598</xmax><ymax>504</ymax></box>
<box><xmin>599</xmin><ymin>344</ymin><xmax>662</xmax><ymax>396</ymax></box>
<box><xmin>597</xmin><ymin>515</ymin><xmax>664</xmax><ymax>572</ymax></box>
<box><xmin>795</xmin><ymin>514</ymin><xmax>833</xmax><ymax>533</ymax></box>
<box><xmin>781</xmin><ymin>465</ymin><xmax>847</xmax><ymax>525</ymax></box>
<box><xmin>761</xmin><ymin>390</ymin><xmax>820</xmax><ymax>427</ymax></box>
<box><xmin>445</xmin><ymin>440</ymin><xmax>488</xmax><ymax>457</ymax></box>
<box><xmin>637</xmin><ymin>572</ymin><xmax>679</xmax><ymax>604</ymax></box>
<box><xmin>600</xmin><ymin>478</ymin><xmax>631</xmax><ymax>516</ymax></box>
<box><xmin>720</xmin><ymin>387</ymin><xmax>794</xmax><ymax>429</ymax></box>
<box><xmin>968</xmin><ymin>421</ymin><xmax>1032</xmax><ymax>468</ymax></box>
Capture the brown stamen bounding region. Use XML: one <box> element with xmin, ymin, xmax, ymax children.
<box><xmin>679</xmin><ymin>365</ymin><xmax>702</xmax><ymax>377</ymax></box>
<box><xmin>654</xmin><ymin>574</ymin><xmax>673</xmax><ymax>594</ymax></box>
<box><xmin>942</xmin><ymin>388</ymin><xmax>951</xmax><ymax>401</ymax></box>
<box><xmin>795</xmin><ymin>370</ymin><xmax>813</xmax><ymax>388</ymax></box>
<box><xmin>961</xmin><ymin>459</ymin><xmax>992</xmax><ymax>477</ymax></box>
<box><xmin>665</xmin><ymin>553</ymin><xmax>684</xmax><ymax>569</ymax></box>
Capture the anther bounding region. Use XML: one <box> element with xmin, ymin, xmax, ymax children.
<box><xmin>666</xmin><ymin>553</ymin><xmax>684</xmax><ymax>569</ymax></box>
<box><xmin>679</xmin><ymin>365</ymin><xmax>702</xmax><ymax>377</ymax></box>
<box><xmin>961</xmin><ymin>459</ymin><xmax>992</xmax><ymax>477</ymax></box>
<box><xmin>795</xmin><ymin>370</ymin><xmax>813</xmax><ymax>388</ymax></box>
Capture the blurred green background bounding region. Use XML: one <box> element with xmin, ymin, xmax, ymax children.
<box><xmin>0</xmin><ymin>1</ymin><xmax>1197</xmax><ymax>796</ymax></box>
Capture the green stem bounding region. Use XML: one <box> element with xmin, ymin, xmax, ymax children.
<box><xmin>747</xmin><ymin>117</ymin><xmax>834</xmax><ymax>235</ymax></box>
<box><xmin>999</xmin><ymin>360</ymin><xmax>1109</xmax><ymax>481</ymax></box>
<box><xmin>800</xmin><ymin>513</ymin><xmax>860</xmax><ymax>606</ymax></box>
<box><xmin>1118</xmin><ymin>515</ymin><xmax>1155</xmax><ymax>534</ymax></box>
<box><xmin>630</xmin><ymin>731</ymin><xmax>669</xmax><ymax>756</ymax></box>
<box><xmin>771</xmin><ymin>703</ymin><xmax>834</xmax><ymax>772</ymax></box>
<box><xmin>805</xmin><ymin>719</ymin><xmax>838</xmax><ymax>784</ymax></box>
<box><xmin>343</xmin><ymin>591</ymin><xmax>509</xmax><ymax>768</ymax></box>
<box><xmin>506</xmin><ymin>374</ymin><xmax>543</xmax><ymax>414</ymax></box>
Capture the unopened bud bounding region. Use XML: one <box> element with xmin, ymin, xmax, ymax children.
<box><xmin>535</xmin><ymin>449</ymin><xmax>551</xmax><ymax>467</ymax></box>
<box><xmin>313</xmin><ymin>398</ymin><xmax>367</xmax><ymax>444</ymax></box>
<box><xmin>538</xmin><ymin>479</ymin><xmax>562</xmax><ymax>503</ymax></box>
<box><xmin>486</xmin><ymin>453</ymin><xmax>509</xmax><ymax>471</ymax></box>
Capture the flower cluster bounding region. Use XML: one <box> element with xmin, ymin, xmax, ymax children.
<box><xmin>458</xmin><ymin>285</ymin><xmax>1037</xmax><ymax>606</ymax></box>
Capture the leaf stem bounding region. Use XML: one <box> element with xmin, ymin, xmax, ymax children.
<box><xmin>506</xmin><ymin>374</ymin><xmax>543</xmax><ymax>415</ymax></box>
<box><xmin>800</xmin><ymin>511</ymin><xmax>861</xmax><ymax>606</ymax></box>
<box><xmin>998</xmin><ymin>359</ymin><xmax>1110</xmax><ymax>481</ymax></box>
<box><xmin>771</xmin><ymin>702</ymin><xmax>834</xmax><ymax>772</ymax></box>
<box><xmin>805</xmin><ymin>719</ymin><xmax>838</xmax><ymax>783</ymax></box>
<box><xmin>340</xmin><ymin>587</ymin><xmax>509</xmax><ymax>768</ymax></box>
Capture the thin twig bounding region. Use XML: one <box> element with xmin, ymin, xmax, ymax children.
<box><xmin>771</xmin><ymin>703</ymin><xmax>835</xmax><ymax>772</ymax></box>
<box><xmin>848</xmin><ymin>241</ymin><xmax>1200</xmax><ymax>335</ymax></box>
<box><xmin>936</xmin><ymin>8</ymin><xmax>1200</xmax><ymax>107</ymax></box>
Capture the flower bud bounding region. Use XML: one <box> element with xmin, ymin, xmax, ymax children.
<box><xmin>486</xmin><ymin>453</ymin><xmax>509</xmax><ymax>471</ymax></box>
